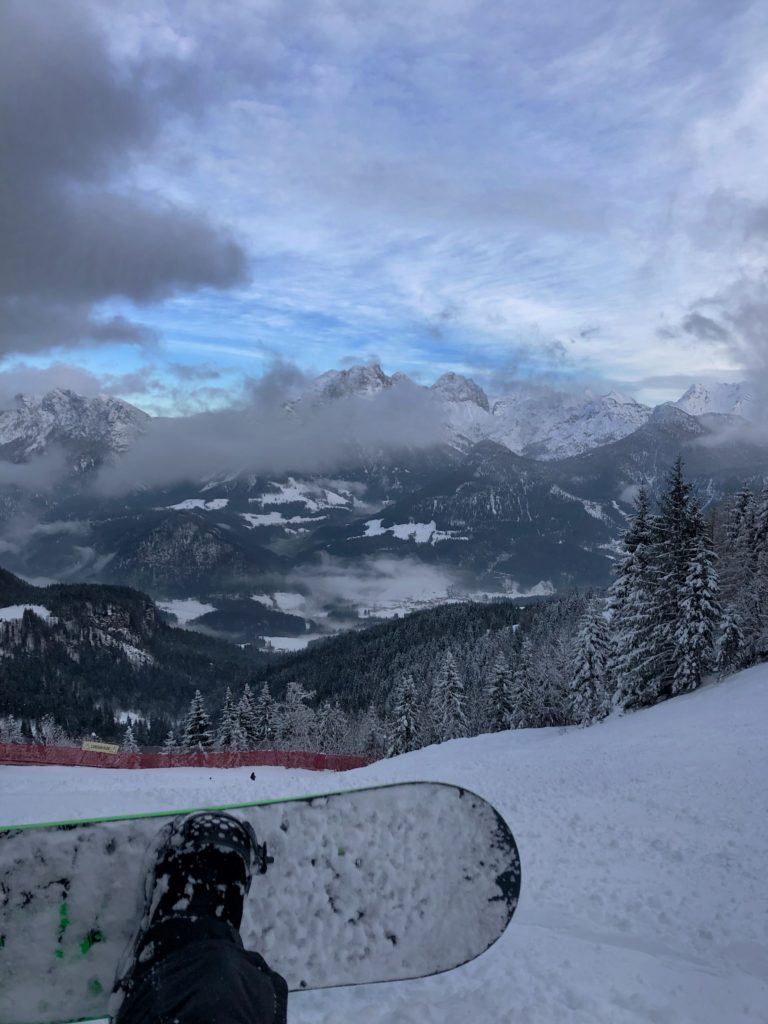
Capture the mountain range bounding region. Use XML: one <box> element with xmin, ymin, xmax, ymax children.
<box><xmin>0</xmin><ymin>366</ymin><xmax>760</xmax><ymax>648</ymax></box>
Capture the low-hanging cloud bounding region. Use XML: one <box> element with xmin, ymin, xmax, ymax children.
<box><xmin>92</xmin><ymin>364</ymin><xmax>445</xmax><ymax>495</ymax></box>
<box><xmin>0</xmin><ymin>2</ymin><xmax>247</xmax><ymax>356</ymax></box>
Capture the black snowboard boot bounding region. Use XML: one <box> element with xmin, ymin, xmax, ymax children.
<box><xmin>111</xmin><ymin>811</ymin><xmax>262</xmax><ymax>1011</ymax></box>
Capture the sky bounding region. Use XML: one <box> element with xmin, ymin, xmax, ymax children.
<box><xmin>2</xmin><ymin>0</ymin><xmax>768</xmax><ymax>415</ymax></box>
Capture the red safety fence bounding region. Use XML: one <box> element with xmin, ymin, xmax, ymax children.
<box><xmin>0</xmin><ymin>743</ymin><xmax>371</xmax><ymax>772</ymax></box>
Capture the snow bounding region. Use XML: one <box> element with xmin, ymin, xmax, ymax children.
<box><xmin>254</xmin><ymin>479</ymin><xmax>351</xmax><ymax>513</ymax></box>
<box><xmin>156</xmin><ymin>599</ymin><xmax>216</xmax><ymax>624</ymax></box>
<box><xmin>362</xmin><ymin>519</ymin><xmax>467</xmax><ymax>544</ymax></box>
<box><xmin>115</xmin><ymin>710</ymin><xmax>149</xmax><ymax>725</ymax></box>
<box><xmin>4</xmin><ymin>666</ymin><xmax>767</xmax><ymax>1023</ymax></box>
<box><xmin>0</xmin><ymin>604</ymin><xmax>51</xmax><ymax>622</ymax></box>
<box><xmin>261</xmin><ymin>634</ymin><xmax>323</xmax><ymax>652</ymax></box>
<box><xmin>551</xmin><ymin>485</ymin><xmax>611</xmax><ymax>522</ymax></box>
<box><xmin>241</xmin><ymin>512</ymin><xmax>320</xmax><ymax>529</ymax></box>
<box><xmin>250</xmin><ymin>592</ymin><xmax>309</xmax><ymax>614</ymax></box>
<box><xmin>260</xmin><ymin>479</ymin><xmax>323</xmax><ymax>510</ymax></box>
<box><xmin>166</xmin><ymin>498</ymin><xmax>229</xmax><ymax>511</ymax></box>
<box><xmin>673</xmin><ymin>382</ymin><xmax>751</xmax><ymax>418</ymax></box>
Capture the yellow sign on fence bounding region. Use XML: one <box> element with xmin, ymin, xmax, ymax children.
<box><xmin>81</xmin><ymin>741</ymin><xmax>121</xmax><ymax>754</ymax></box>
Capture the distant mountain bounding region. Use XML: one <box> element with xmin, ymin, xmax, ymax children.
<box><xmin>290</xmin><ymin>363</ymin><xmax>653</xmax><ymax>459</ymax></box>
<box><xmin>0</xmin><ymin>567</ymin><xmax>266</xmax><ymax>739</ymax></box>
<box><xmin>0</xmin><ymin>388</ymin><xmax>148</xmax><ymax>469</ymax></box>
<box><xmin>672</xmin><ymin>382</ymin><xmax>751</xmax><ymax>418</ymax></box>
<box><xmin>0</xmin><ymin>367</ymin><xmax>763</xmax><ymax>628</ymax></box>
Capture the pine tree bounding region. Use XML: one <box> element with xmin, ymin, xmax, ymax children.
<box><xmin>485</xmin><ymin>653</ymin><xmax>516</xmax><ymax>732</ymax></box>
<box><xmin>715</xmin><ymin>605</ymin><xmax>746</xmax><ymax>677</ymax></box>
<box><xmin>652</xmin><ymin>458</ymin><xmax>700</xmax><ymax>695</ymax></box>
<box><xmin>0</xmin><ymin>715</ymin><xmax>24</xmax><ymax>744</ymax></box>
<box><xmin>508</xmin><ymin>636</ymin><xmax>538</xmax><ymax>728</ymax></box>
<box><xmin>277</xmin><ymin>682</ymin><xmax>316</xmax><ymax>749</ymax></box>
<box><xmin>672</xmin><ymin>503</ymin><xmax>719</xmax><ymax>694</ymax></box>
<box><xmin>181</xmin><ymin>690</ymin><xmax>214</xmax><ymax>752</ymax></box>
<box><xmin>254</xmin><ymin>684</ymin><xmax>276</xmax><ymax>745</ymax></box>
<box><xmin>315</xmin><ymin>699</ymin><xmax>348</xmax><ymax>753</ymax></box>
<box><xmin>236</xmin><ymin>684</ymin><xmax>260</xmax><ymax>750</ymax></box>
<box><xmin>36</xmin><ymin>714</ymin><xmax>72</xmax><ymax>746</ymax></box>
<box><xmin>719</xmin><ymin>487</ymin><xmax>761</xmax><ymax>667</ymax></box>
<box><xmin>386</xmin><ymin>674</ymin><xmax>421</xmax><ymax>756</ymax></box>
<box><xmin>607</xmin><ymin>488</ymin><xmax>662</xmax><ymax>709</ymax></box>
<box><xmin>429</xmin><ymin>651</ymin><xmax>468</xmax><ymax>743</ymax></box>
<box><xmin>121</xmin><ymin>723</ymin><xmax>139</xmax><ymax>753</ymax></box>
<box><xmin>162</xmin><ymin>729</ymin><xmax>180</xmax><ymax>754</ymax></box>
<box><xmin>570</xmin><ymin>602</ymin><xmax>610</xmax><ymax>725</ymax></box>
<box><xmin>216</xmin><ymin>687</ymin><xmax>242</xmax><ymax>751</ymax></box>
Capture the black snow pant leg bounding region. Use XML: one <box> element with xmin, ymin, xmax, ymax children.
<box><xmin>114</xmin><ymin>920</ymin><xmax>288</xmax><ymax>1024</ymax></box>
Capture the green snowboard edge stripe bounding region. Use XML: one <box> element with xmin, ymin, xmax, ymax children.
<box><xmin>2</xmin><ymin>779</ymin><xmax>464</xmax><ymax>831</ymax></box>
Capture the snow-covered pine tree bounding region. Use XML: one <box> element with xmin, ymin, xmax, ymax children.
<box><xmin>121</xmin><ymin>723</ymin><xmax>139</xmax><ymax>753</ymax></box>
<box><xmin>0</xmin><ymin>715</ymin><xmax>24</xmax><ymax>744</ymax></box>
<box><xmin>485</xmin><ymin>652</ymin><xmax>516</xmax><ymax>732</ymax></box>
<box><xmin>386</xmin><ymin>674</ymin><xmax>421</xmax><ymax>756</ymax></box>
<box><xmin>276</xmin><ymin>682</ymin><xmax>316</xmax><ymax>749</ymax></box>
<box><xmin>652</xmin><ymin>458</ymin><xmax>701</xmax><ymax>695</ymax></box>
<box><xmin>569</xmin><ymin>602</ymin><xmax>610</xmax><ymax>725</ymax></box>
<box><xmin>236</xmin><ymin>684</ymin><xmax>260</xmax><ymax>750</ymax></box>
<box><xmin>181</xmin><ymin>690</ymin><xmax>214</xmax><ymax>752</ymax></box>
<box><xmin>608</xmin><ymin>488</ymin><xmax>663</xmax><ymax>709</ymax></box>
<box><xmin>719</xmin><ymin>487</ymin><xmax>762</xmax><ymax>667</ymax></box>
<box><xmin>36</xmin><ymin>714</ymin><xmax>72</xmax><ymax>746</ymax></box>
<box><xmin>672</xmin><ymin>502</ymin><xmax>719</xmax><ymax>694</ymax></box>
<box><xmin>429</xmin><ymin>650</ymin><xmax>468</xmax><ymax>743</ymax></box>
<box><xmin>358</xmin><ymin>706</ymin><xmax>385</xmax><ymax>759</ymax></box>
<box><xmin>254</xmin><ymin>683</ymin><xmax>276</xmax><ymax>745</ymax></box>
<box><xmin>162</xmin><ymin>728</ymin><xmax>179</xmax><ymax>754</ymax></box>
<box><xmin>508</xmin><ymin>636</ymin><xmax>537</xmax><ymax>728</ymax></box>
<box><xmin>715</xmin><ymin>605</ymin><xmax>746</xmax><ymax>677</ymax></box>
<box><xmin>216</xmin><ymin>687</ymin><xmax>241</xmax><ymax>751</ymax></box>
<box><xmin>315</xmin><ymin>699</ymin><xmax>348</xmax><ymax>753</ymax></box>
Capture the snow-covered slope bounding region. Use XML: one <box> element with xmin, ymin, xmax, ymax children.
<box><xmin>5</xmin><ymin>666</ymin><xmax>766</xmax><ymax>1023</ymax></box>
<box><xmin>0</xmin><ymin>372</ymin><xmax>752</xmax><ymax>469</ymax></box>
<box><xmin>291</xmin><ymin>364</ymin><xmax>652</xmax><ymax>459</ymax></box>
<box><xmin>489</xmin><ymin>386</ymin><xmax>651</xmax><ymax>459</ymax></box>
<box><xmin>673</xmin><ymin>382</ymin><xmax>751</xmax><ymax>418</ymax></box>
<box><xmin>0</xmin><ymin>388</ymin><xmax>148</xmax><ymax>461</ymax></box>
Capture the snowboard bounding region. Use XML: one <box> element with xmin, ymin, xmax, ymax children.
<box><xmin>0</xmin><ymin>781</ymin><xmax>521</xmax><ymax>1024</ymax></box>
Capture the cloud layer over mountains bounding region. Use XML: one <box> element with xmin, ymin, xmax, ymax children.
<box><xmin>94</xmin><ymin>365</ymin><xmax>444</xmax><ymax>493</ymax></box>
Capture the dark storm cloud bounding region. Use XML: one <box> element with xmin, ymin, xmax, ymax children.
<box><xmin>681</xmin><ymin>312</ymin><xmax>730</xmax><ymax>343</ymax></box>
<box><xmin>0</xmin><ymin>2</ymin><xmax>247</xmax><ymax>356</ymax></box>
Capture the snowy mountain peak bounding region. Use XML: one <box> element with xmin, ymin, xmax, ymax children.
<box><xmin>0</xmin><ymin>388</ymin><xmax>149</xmax><ymax>460</ymax></box>
<box><xmin>599</xmin><ymin>389</ymin><xmax>642</xmax><ymax>407</ymax></box>
<box><xmin>309</xmin><ymin>362</ymin><xmax>394</xmax><ymax>400</ymax></box>
<box><xmin>673</xmin><ymin>382</ymin><xmax>751</xmax><ymax>418</ymax></box>
<box><xmin>431</xmin><ymin>373</ymin><xmax>491</xmax><ymax>413</ymax></box>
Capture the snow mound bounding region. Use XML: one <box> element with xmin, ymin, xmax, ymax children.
<box><xmin>0</xmin><ymin>604</ymin><xmax>51</xmax><ymax>622</ymax></box>
<box><xmin>5</xmin><ymin>667</ymin><xmax>767</xmax><ymax>1024</ymax></box>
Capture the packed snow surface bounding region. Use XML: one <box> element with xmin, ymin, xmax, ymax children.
<box><xmin>3</xmin><ymin>667</ymin><xmax>766</xmax><ymax>1023</ymax></box>
<box><xmin>155</xmin><ymin>598</ymin><xmax>216</xmax><ymax>624</ymax></box>
<box><xmin>261</xmin><ymin>634</ymin><xmax>323</xmax><ymax>652</ymax></box>
<box><xmin>166</xmin><ymin>498</ymin><xmax>229</xmax><ymax>511</ymax></box>
<box><xmin>0</xmin><ymin>604</ymin><xmax>51</xmax><ymax>622</ymax></box>
<box><xmin>362</xmin><ymin>519</ymin><xmax>467</xmax><ymax>544</ymax></box>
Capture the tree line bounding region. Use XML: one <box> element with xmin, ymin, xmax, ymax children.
<box><xmin>4</xmin><ymin>458</ymin><xmax>761</xmax><ymax>761</ymax></box>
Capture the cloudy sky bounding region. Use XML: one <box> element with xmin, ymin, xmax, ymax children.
<box><xmin>2</xmin><ymin>0</ymin><xmax>768</xmax><ymax>413</ymax></box>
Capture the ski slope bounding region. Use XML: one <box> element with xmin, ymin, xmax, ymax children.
<box><xmin>3</xmin><ymin>667</ymin><xmax>768</xmax><ymax>1023</ymax></box>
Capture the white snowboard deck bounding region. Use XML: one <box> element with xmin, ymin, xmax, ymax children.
<box><xmin>0</xmin><ymin>781</ymin><xmax>519</xmax><ymax>1024</ymax></box>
